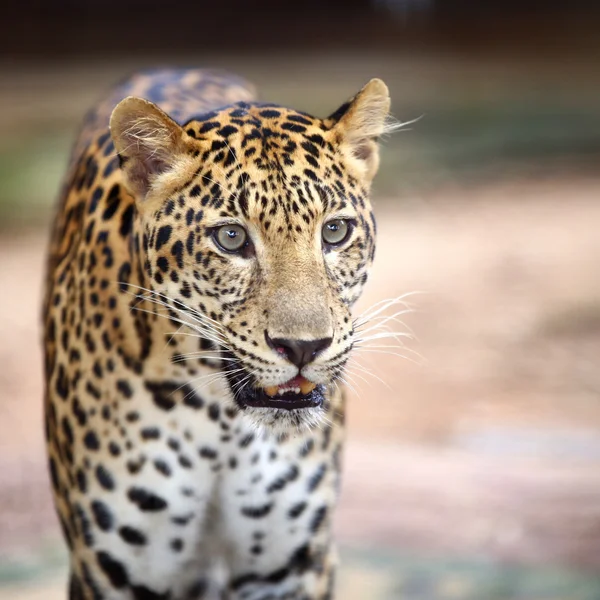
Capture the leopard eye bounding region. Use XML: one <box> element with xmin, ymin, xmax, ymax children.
<box><xmin>322</xmin><ymin>219</ymin><xmax>352</xmax><ymax>247</ymax></box>
<box><xmin>214</xmin><ymin>224</ymin><xmax>248</xmax><ymax>253</ymax></box>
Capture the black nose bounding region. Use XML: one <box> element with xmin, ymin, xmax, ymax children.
<box><xmin>265</xmin><ymin>333</ymin><xmax>333</xmax><ymax>370</ymax></box>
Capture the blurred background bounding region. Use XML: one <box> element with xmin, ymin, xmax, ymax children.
<box><xmin>2</xmin><ymin>1</ymin><xmax>600</xmax><ymax>598</ymax></box>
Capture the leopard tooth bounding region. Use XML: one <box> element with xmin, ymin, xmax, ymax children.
<box><xmin>264</xmin><ymin>386</ymin><xmax>278</xmax><ymax>397</ymax></box>
<box><xmin>300</xmin><ymin>380</ymin><xmax>316</xmax><ymax>395</ymax></box>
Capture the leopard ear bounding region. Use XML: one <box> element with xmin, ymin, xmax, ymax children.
<box><xmin>328</xmin><ymin>78</ymin><xmax>391</xmax><ymax>181</ymax></box>
<box><xmin>110</xmin><ymin>96</ymin><xmax>194</xmax><ymax>199</ymax></box>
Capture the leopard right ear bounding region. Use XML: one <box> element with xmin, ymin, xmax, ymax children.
<box><xmin>327</xmin><ymin>79</ymin><xmax>391</xmax><ymax>182</ymax></box>
<box><xmin>110</xmin><ymin>96</ymin><xmax>195</xmax><ymax>199</ymax></box>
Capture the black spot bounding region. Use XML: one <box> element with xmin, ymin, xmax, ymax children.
<box><xmin>95</xmin><ymin>464</ymin><xmax>115</xmax><ymax>490</ymax></box>
<box><xmin>126</xmin><ymin>411</ymin><xmax>140</xmax><ymax>423</ymax></box>
<box><xmin>259</xmin><ymin>109</ymin><xmax>281</xmax><ymax>118</ymax></box>
<box><xmin>288</xmin><ymin>543</ymin><xmax>312</xmax><ymax>573</ymax></box>
<box><xmin>126</xmin><ymin>457</ymin><xmax>146</xmax><ymax>475</ymax></box>
<box><xmin>157</xmin><ymin>256</ymin><xmax>169</xmax><ymax>273</ymax></box>
<box><xmin>301</xmin><ymin>140</ymin><xmax>319</xmax><ymax>157</ymax></box>
<box><xmin>103</xmin><ymin>156</ymin><xmax>119</xmax><ymax>178</ymax></box>
<box><xmin>310</xmin><ymin>505</ymin><xmax>328</xmax><ymax>533</ymax></box>
<box><xmin>303</xmin><ymin>168</ymin><xmax>318</xmax><ymax>182</ymax></box>
<box><xmin>96</xmin><ymin>551</ymin><xmax>129</xmax><ymax>588</ymax></box>
<box><xmin>218</xmin><ymin>125</ymin><xmax>238</xmax><ymax>137</ymax></box>
<box><xmin>85</xmin><ymin>381</ymin><xmax>102</xmax><ymax>400</ymax></box>
<box><xmin>307</xmin><ymin>463</ymin><xmax>327</xmax><ymax>492</ymax></box>
<box><xmin>241</xmin><ymin>502</ymin><xmax>273</xmax><ymax>519</ymax></box>
<box><xmin>171</xmin><ymin>512</ymin><xmax>194</xmax><ymax>526</ymax></box>
<box><xmin>281</xmin><ymin>122</ymin><xmax>306</xmax><ymax>133</ymax></box>
<box><xmin>72</xmin><ymin>397</ymin><xmax>87</xmax><ymax>426</ymax></box>
<box><xmin>185</xmin><ymin>207</ymin><xmax>195</xmax><ymax>226</ymax></box>
<box><xmin>179</xmin><ymin>455</ymin><xmax>192</xmax><ymax>469</ymax></box>
<box><xmin>171</xmin><ymin>240</ymin><xmax>184</xmax><ymax>269</ymax></box>
<box><xmin>117</xmin><ymin>262</ymin><xmax>132</xmax><ymax>293</ymax></box>
<box><xmin>267</xmin><ymin>464</ymin><xmax>299</xmax><ymax>494</ymax></box>
<box><xmin>155</xmin><ymin>225</ymin><xmax>172</xmax><ymax>251</ymax></box>
<box><xmin>170</xmin><ymin>538</ymin><xmax>183</xmax><ymax>552</ymax></box>
<box><xmin>199</xmin><ymin>446</ymin><xmax>217</xmax><ymax>460</ymax></box>
<box><xmin>62</xmin><ymin>417</ymin><xmax>74</xmax><ymax>445</ymax></box>
<box><xmin>146</xmin><ymin>381</ymin><xmax>177</xmax><ymax>411</ymax></box>
<box><xmin>199</xmin><ymin>121</ymin><xmax>219</xmax><ymax>133</ymax></box>
<box><xmin>164</xmin><ymin>199</ymin><xmax>176</xmax><ymax>215</ymax></box>
<box><xmin>239</xmin><ymin>433</ymin><xmax>254</xmax><ymax>448</ymax></box>
<box><xmin>308</xmin><ymin>133</ymin><xmax>325</xmax><ymax>145</ymax></box>
<box><xmin>141</xmin><ymin>427</ymin><xmax>160</xmax><ymax>440</ymax></box>
<box><xmin>207</xmin><ymin>403</ymin><xmax>220</xmax><ymax>421</ymax></box>
<box><xmin>83</xmin><ymin>430</ymin><xmax>100</xmax><ymax>451</ymax></box>
<box><xmin>74</xmin><ymin>503</ymin><xmax>94</xmax><ymax>547</ymax></box>
<box><xmin>102</xmin><ymin>185</ymin><xmax>121</xmax><ymax>220</ymax></box>
<box><xmin>288</xmin><ymin>501</ymin><xmax>307</xmax><ymax>519</ymax></box>
<box><xmin>91</xmin><ymin>500</ymin><xmax>114</xmax><ymax>531</ymax></box>
<box><xmin>210</xmin><ymin>140</ymin><xmax>227</xmax><ymax>152</ymax></box>
<box><xmin>288</xmin><ymin>114</ymin><xmax>313</xmax><ymax>125</ymax></box>
<box><xmin>183</xmin><ymin>389</ymin><xmax>204</xmax><ymax>409</ymax></box>
<box><xmin>154</xmin><ymin>459</ymin><xmax>171</xmax><ymax>477</ymax></box>
<box><xmin>55</xmin><ymin>364</ymin><xmax>69</xmax><ymax>400</ymax></box>
<box><xmin>128</xmin><ymin>486</ymin><xmax>168</xmax><ymax>512</ymax></box>
<box><xmin>119</xmin><ymin>525</ymin><xmax>147</xmax><ymax>545</ymax></box>
<box><xmin>89</xmin><ymin>186</ymin><xmax>104</xmax><ymax>214</ymax></box>
<box><xmin>76</xmin><ymin>468</ymin><xmax>87</xmax><ymax>493</ymax></box>
<box><xmin>299</xmin><ymin>439</ymin><xmax>314</xmax><ymax>457</ymax></box>
<box><xmin>116</xmin><ymin>379</ymin><xmax>133</xmax><ymax>398</ymax></box>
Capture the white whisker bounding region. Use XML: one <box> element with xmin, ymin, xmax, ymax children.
<box><xmin>346</xmin><ymin>360</ymin><xmax>392</xmax><ymax>390</ymax></box>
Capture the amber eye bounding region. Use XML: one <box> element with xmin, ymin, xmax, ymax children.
<box><xmin>322</xmin><ymin>219</ymin><xmax>352</xmax><ymax>247</ymax></box>
<box><xmin>214</xmin><ymin>224</ymin><xmax>248</xmax><ymax>253</ymax></box>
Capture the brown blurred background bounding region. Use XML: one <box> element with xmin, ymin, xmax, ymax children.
<box><xmin>2</xmin><ymin>1</ymin><xmax>600</xmax><ymax>598</ymax></box>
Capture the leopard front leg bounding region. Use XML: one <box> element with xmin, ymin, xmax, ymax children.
<box><xmin>220</xmin><ymin>416</ymin><xmax>343</xmax><ymax>600</ymax></box>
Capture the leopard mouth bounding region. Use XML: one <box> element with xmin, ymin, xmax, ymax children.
<box><xmin>227</xmin><ymin>368</ymin><xmax>325</xmax><ymax>410</ymax></box>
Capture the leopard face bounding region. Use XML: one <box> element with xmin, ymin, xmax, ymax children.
<box><xmin>110</xmin><ymin>80</ymin><xmax>390</xmax><ymax>430</ymax></box>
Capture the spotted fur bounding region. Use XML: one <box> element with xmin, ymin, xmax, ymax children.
<box><xmin>43</xmin><ymin>68</ymin><xmax>390</xmax><ymax>599</ymax></box>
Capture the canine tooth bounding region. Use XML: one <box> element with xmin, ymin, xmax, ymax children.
<box><xmin>264</xmin><ymin>386</ymin><xmax>278</xmax><ymax>397</ymax></box>
<box><xmin>300</xmin><ymin>380</ymin><xmax>316</xmax><ymax>395</ymax></box>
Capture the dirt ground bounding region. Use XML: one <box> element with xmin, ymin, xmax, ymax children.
<box><xmin>2</xmin><ymin>177</ymin><xmax>600</xmax><ymax>596</ymax></box>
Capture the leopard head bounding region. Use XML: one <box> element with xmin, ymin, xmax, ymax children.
<box><xmin>110</xmin><ymin>79</ymin><xmax>390</xmax><ymax>430</ymax></box>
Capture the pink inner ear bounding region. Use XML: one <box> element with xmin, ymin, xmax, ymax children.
<box><xmin>144</xmin><ymin>152</ymin><xmax>170</xmax><ymax>177</ymax></box>
<box><xmin>126</xmin><ymin>149</ymin><xmax>170</xmax><ymax>196</ymax></box>
<box><xmin>352</xmin><ymin>139</ymin><xmax>373</xmax><ymax>162</ymax></box>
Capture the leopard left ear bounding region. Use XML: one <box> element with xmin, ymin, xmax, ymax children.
<box><xmin>110</xmin><ymin>96</ymin><xmax>195</xmax><ymax>200</ymax></box>
<box><xmin>328</xmin><ymin>78</ymin><xmax>391</xmax><ymax>181</ymax></box>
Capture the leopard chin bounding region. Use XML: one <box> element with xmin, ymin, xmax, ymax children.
<box><xmin>239</xmin><ymin>402</ymin><xmax>329</xmax><ymax>434</ymax></box>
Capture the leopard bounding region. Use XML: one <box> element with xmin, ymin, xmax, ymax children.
<box><xmin>43</xmin><ymin>67</ymin><xmax>392</xmax><ymax>600</ymax></box>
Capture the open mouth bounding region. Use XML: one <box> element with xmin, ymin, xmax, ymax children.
<box><xmin>229</xmin><ymin>372</ymin><xmax>325</xmax><ymax>411</ymax></box>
